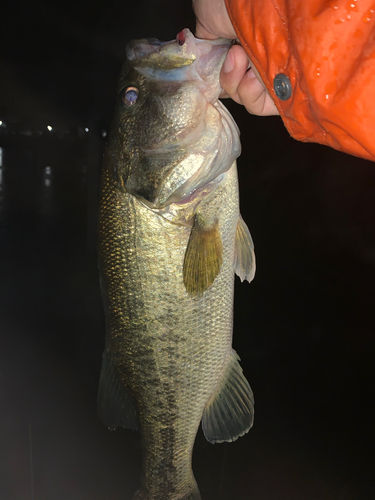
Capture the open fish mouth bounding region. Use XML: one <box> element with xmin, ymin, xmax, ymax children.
<box><xmin>126</xmin><ymin>28</ymin><xmax>232</xmax><ymax>103</ymax></box>
<box><xmin>126</xmin><ymin>28</ymin><xmax>231</xmax><ymax>66</ymax></box>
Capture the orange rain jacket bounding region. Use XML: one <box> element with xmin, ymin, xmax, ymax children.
<box><xmin>225</xmin><ymin>0</ymin><xmax>375</xmax><ymax>161</ymax></box>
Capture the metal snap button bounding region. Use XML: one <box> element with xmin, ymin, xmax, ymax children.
<box><xmin>273</xmin><ymin>73</ymin><xmax>292</xmax><ymax>101</ymax></box>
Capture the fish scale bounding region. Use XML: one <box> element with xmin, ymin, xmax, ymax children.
<box><xmin>100</xmin><ymin>163</ymin><xmax>239</xmax><ymax>496</ymax></box>
<box><xmin>98</xmin><ymin>29</ymin><xmax>255</xmax><ymax>500</ymax></box>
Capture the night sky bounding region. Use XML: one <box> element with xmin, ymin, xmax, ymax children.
<box><xmin>1</xmin><ymin>1</ymin><xmax>375</xmax><ymax>499</ymax></box>
<box><xmin>1</xmin><ymin>0</ymin><xmax>195</xmax><ymax>129</ymax></box>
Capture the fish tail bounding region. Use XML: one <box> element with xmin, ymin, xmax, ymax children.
<box><xmin>132</xmin><ymin>482</ymin><xmax>201</xmax><ymax>500</ymax></box>
<box><xmin>180</xmin><ymin>484</ymin><xmax>201</xmax><ymax>500</ymax></box>
<box><xmin>182</xmin><ymin>490</ymin><xmax>201</xmax><ymax>500</ymax></box>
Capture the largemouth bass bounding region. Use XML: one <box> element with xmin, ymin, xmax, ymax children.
<box><xmin>97</xmin><ymin>28</ymin><xmax>256</xmax><ymax>500</ymax></box>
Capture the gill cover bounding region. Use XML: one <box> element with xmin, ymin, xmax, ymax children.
<box><xmin>116</xmin><ymin>29</ymin><xmax>240</xmax><ymax>209</ymax></box>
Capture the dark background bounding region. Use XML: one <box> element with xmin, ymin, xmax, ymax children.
<box><xmin>1</xmin><ymin>1</ymin><xmax>375</xmax><ymax>499</ymax></box>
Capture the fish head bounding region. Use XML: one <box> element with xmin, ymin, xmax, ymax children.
<box><xmin>108</xmin><ymin>28</ymin><xmax>240</xmax><ymax>209</ymax></box>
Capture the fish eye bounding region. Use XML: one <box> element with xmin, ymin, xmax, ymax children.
<box><xmin>122</xmin><ymin>86</ymin><xmax>139</xmax><ymax>106</ymax></box>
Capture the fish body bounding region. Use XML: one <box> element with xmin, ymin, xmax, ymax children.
<box><xmin>98</xmin><ymin>29</ymin><xmax>255</xmax><ymax>500</ymax></box>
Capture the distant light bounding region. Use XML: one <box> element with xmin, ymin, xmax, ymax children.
<box><xmin>45</xmin><ymin>166</ymin><xmax>51</xmax><ymax>175</ymax></box>
<box><xmin>102</xmin><ymin>130</ymin><xmax>107</xmax><ymax>138</ymax></box>
<box><xmin>47</xmin><ymin>125</ymin><xmax>53</xmax><ymax>131</ymax></box>
<box><xmin>0</xmin><ymin>121</ymin><xmax>2</xmax><ymax>126</ymax></box>
<box><xmin>85</xmin><ymin>127</ymin><xmax>89</xmax><ymax>132</ymax></box>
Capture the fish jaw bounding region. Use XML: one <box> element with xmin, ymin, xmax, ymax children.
<box><xmin>127</xmin><ymin>28</ymin><xmax>232</xmax><ymax>104</ymax></box>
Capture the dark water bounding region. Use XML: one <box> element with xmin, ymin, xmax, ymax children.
<box><xmin>1</xmin><ymin>115</ymin><xmax>375</xmax><ymax>500</ymax></box>
<box><xmin>1</xmin><ymin>1</ymin><xmax>375</xmax><ymax>498</ymax></box>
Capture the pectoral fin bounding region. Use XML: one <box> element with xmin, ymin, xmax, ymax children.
<box><xmin>234</xmin><ymin>214</ymin><xmax>256</xmax><ymax>283</ymax></box>
<box><xmin>97</xmin><ymin>350</ymin><xmax>138</xmax><ymax>431</ymax></box>
<box><xmin>183</xmin><ymin>215</ymin><xmax>223</xmax><ymax>298</ymax></box>
<box><xmin>202</xmin><ymin>350</ymin><xmax>254</xmax><ymax>444</ymax></box>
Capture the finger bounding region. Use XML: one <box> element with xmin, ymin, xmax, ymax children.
<box><xmin>220</xmin><ymin>45</ymin><xmax>250</xmax><ymax>104</ymax></box>
<box><xmin>237</xmin><ymin>69</ymin><xmax>279</xmax><ymax>116</ymax></box>
<box><xmin>220</xmin><ymin>45</ymin><xmax>279</xmax><ymax>116</ymax></box>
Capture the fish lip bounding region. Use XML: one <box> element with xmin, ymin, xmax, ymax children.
<box><xmin>126</xmin><ymin>28</ymin><xmax>232</xmax><ymax>76</ymax></box>
<box><xmin>126</xmin><ymin>38</ymin><xmax>173</xmax><ymax>62</ymax></box>
<box><xmin>125</xmin><ymin>29</ymin><xmax>232</xmax><ymax>106</ymax></box>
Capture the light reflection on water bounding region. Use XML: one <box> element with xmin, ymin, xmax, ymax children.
<box><xmin>44</xmin><ymin>165</ymin><xmax>52</xmax><ymax>187</ymax></box>
<box><xmin>38</xmin><ymin>164</ymin><xmax>55</xmax><ymax>224</ymax></box>
<box><xmin>0</xmin><ymin>143</ymin><xmax>92</xmax><ymax>256</ymax></box>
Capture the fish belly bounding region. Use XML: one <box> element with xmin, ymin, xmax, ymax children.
<box><xmin>99</xmin><ymin>162</ymin><xmax>240</xmax><ymax>498</ymax></box>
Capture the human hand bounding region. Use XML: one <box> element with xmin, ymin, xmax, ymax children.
<box><xmin>192</xmin><ymin>0</ymin><xmax>279</xmax><ymax>116</ymax></box>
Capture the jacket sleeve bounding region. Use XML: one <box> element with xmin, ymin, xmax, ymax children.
<box><xmin>225</xmin><ymin>0</ymin><xmax>375</xmax><ymax>161</ymax></box>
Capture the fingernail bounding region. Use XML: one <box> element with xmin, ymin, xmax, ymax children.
<box><xmin>222</xmin><ymin>50</ymin><xmax>234</xmax><ymax>73</ymax></box>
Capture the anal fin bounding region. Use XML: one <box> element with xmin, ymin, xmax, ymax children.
<box><xmin>202</xmin><ymin>350</ymin><xmax>254</xmax><ymax>444</ymax></box>
<box><xmin>234</xmin><ymin>214</ymin><xmax>256</xmax><ymax>283</ymax></box>
<box><xmin>183</xmin><ymin>214</ymin><xmax>223</xmax><ymax>298</ymax></box>
<box><xmin>97</xmin><ymin>349</ymin><xmax>138</xmax><ymax>431</ymax></box>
